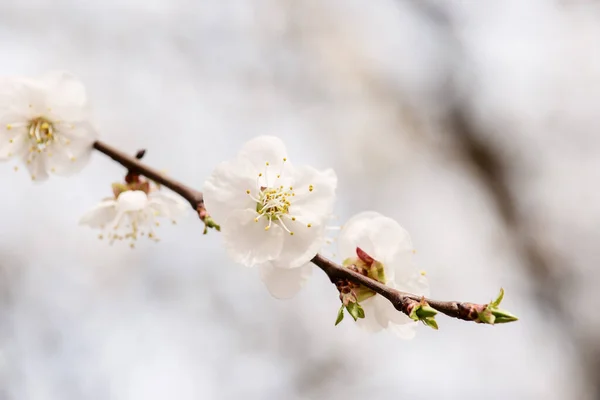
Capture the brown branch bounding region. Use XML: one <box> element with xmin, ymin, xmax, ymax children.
<box><xmin>93</xmin><ymin>141</ymin><xmax>204</xmax><ymax>210</ymax></box>
<box><xmin>92</xmin><ymin>139</ymin><xmax>515</xmax><ymax>325</ymax></box>
<box><xmin>311</xmin><ymin>254</ymin><xmax>489</xmax><ymax>321</ymax></box>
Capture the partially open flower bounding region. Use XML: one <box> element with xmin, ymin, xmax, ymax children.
<box><xmin>203</xmin><ymin>136</ymin><xmax>337</xmax><ymax>268</ymax></box>
<box><xmin>338</xmin><ymin>211</ymin><xmax>429</xmax><ymax>339</ymax></box>
<box><xmin>80</xmin><ymin>189</ymin><xmax>187</xmax><ymax>247</ymax></box>
<box><xmin>0</xmin><ymin>71</ymin><xmax>97</xmax><ymax>180</ymax></box>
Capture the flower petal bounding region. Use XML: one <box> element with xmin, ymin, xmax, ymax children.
<box><xmin>259</xmin><ymin>262</ymin><xmax>313</xmax><ymax>299</ymax></box>
<box><xmin>38</xmin><ymin>71</ymin><xmax>90</xmax><ymax>121</ymax></box>
<box><xmin>203</xmin><ymin>158</ymin><xmax>256</xmax><ymax>224</ymax></box>
<box><xmin>339</xmin><ymin>211</ymin><xmax>415</xmax><ymax>282</ymax></box>
<box><xmin>338</xmin><ymin>211</ymin><xmax>383</xmax><ymax>263</ymax></box>
<box><xmin>47</xmin><ymin>135</ymin><xmax>94</xmax><ymax>177</ymax></box>
<box><xmin>373</xmin><ymin>294</ymin><xmax>416</xmax><ymax>328</ymax></box>
<box><xmin>355</xmin><ymin>297</ymin><xmax>384</xmax><ymax>333</ymax></box>
<box><xmin>394</xmin><ymin>272</ymin><xmax>430</xmax><ymax>298</ymax></box>
<box><xmin>238</xmin><ymin>136</ymin><xmax>288</xmax><ymax>173</ymax></box>
<box><xmin>79</xmin><ymin>200</ymin><xmax>118</xmax><ymax>228</ymax></box>
<box><xmin>269</xmin><ymin>218</ymin><xmax>325</xmax><ymax>269</ymax></box>
<box><xmin>25</xmin><ymin>153</ymin><xmax>49</xmax><ymax>181</ymax></box>
<box><xmin>0</xmin><ymin>77</ymin><xmax>43</xmax><ymax>115</ymax></box>
<box><xmin>148</xmin><ymin>191</ymin><xmax>188</xmax><ymax>219</ymax></box>
<box><xmin>222</xmin><ymin>209</ymin><xmax>285</xmax><ymax>267</ymax></box>
<box><xmin>115</xmin><ymin>190</ymin><xmax>149</xmax><ymax>212</ymax></box>
<box><xmin>288</xmin><ymin>166</ymin><xmax>337</xmax><ymax>220</ymax></box>
<box><xmin>0</xmin><ymin>127</ymin><xmax>27</xmax><ymax>160</ymax></box>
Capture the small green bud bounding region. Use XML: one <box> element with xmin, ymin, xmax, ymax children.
<box><xmin>491</xmin><ymin>288</ymin><xmax>505</xmax><ymax>307</ymax></box>
<box><xmin>202</xmin><ymin>216</ymin><xmax>221</xmax><ymax>234</ymax></box>
<box><xmin>491</xmin><ymin>308</ymin><xmax>518</xmax><ymax>323</ymax></box>
<box><xmin>415</xmin><ymin>304</ymin><xmax>438</xmax><ymax>319</ymax></box>
<box><xmin>422</xmin><ymin>317</ymin><xmax>439</xmax><ymax>330</ymax></box>
<box><xmin>408</xmin><ymin>302</ymin><xmax>439</xmax><ymax>330</ymax></box>
<box><xmin>476</xmin><ymin>288</ymin><xmax>518</xmax><ymax>325</ymax></box>
<box><xmin>346</xmin><ymin>302</ymin><xmax>365</xmax><ymax>321</ymax></box>
<box><xmin>477</xmin><ymin>307</ymin><xmax>495</xmax><ymax>324</ymax></box>
<box><xmin>335</xmin><ymin>305</ymin><xmax>345</xmax><ymax>326</ymax></box>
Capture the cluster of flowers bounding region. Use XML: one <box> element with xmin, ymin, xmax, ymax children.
<box><xmin>0</xmin><ymin>72</ymin><xmax>429</xmax><ymax>338</ymax></box>
<box><xmin>0</xmin><ymin>71</ymin><xmax>187</xmax><ymax>244</ymax></box>
<box><xmin>204</xmin><ymin>136</ymin><xmax>430</xmax><ymax>338</ymax></box>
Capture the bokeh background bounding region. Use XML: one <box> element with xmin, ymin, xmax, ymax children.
<box><xmin>0</xmin><ymin>0</ymin><xmax>598</xmax><ymax>399</ymax></box>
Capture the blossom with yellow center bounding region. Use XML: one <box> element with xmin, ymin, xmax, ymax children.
<box><xmin>203</xmin><ymin>136</ymin><xmax>337</xmax><ymax>271</ymax></box>
<box><xmin>79</xmin><ymin>189</ymin><xmax>187</xmax><ymax>246</ymax></box>
<box><xmin>0</xmin><ymin>71</ymin><xmax>97</xmax><ymax>180</ymax></box>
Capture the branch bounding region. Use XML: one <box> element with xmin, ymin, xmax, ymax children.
<box><xmin>93</xmin><ymin>139</ymin><xmax>517</xmax><ymax>326</ymax></box>
<box><xmin>93</xmin><ymin>141</ymin><xmax>203</xmax><ymax>210</ymax></box>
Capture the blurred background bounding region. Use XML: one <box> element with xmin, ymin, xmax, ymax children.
<box><xmin>0</xmin><ymin>0</ymin><xmax>598</xmax><ymax>399</ymax></box>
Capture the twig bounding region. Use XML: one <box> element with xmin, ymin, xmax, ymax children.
<box><xmin>93</xmin><ymin>139</ymin><xmax>516</xmax><ymax>325</ymax></box>
<box><xmin>312</xmin><ymin>254</ymin><xmax>490</xmax><ymax>321</ymax></box>
<box><xmin>93</xmin><ymin>141</ymin><xmax>203</xmax><ymax>209</ymax></box>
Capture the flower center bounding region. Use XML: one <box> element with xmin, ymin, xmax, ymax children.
<box><xmin>28</xmin><ymin>117</ymin><xmax>55</xmax><ymax>150</ymax></box>
<box><xmin>246</xmin><ymin>158</ymin><xmax>315</xmax><ymax>235</ymax></box>
<box><xmin>256</xmin><ymin>186</ymin><xmax>292</xmax><ymax>219</ymax></box>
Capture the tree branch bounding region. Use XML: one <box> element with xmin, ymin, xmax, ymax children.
<box><xmin>93</xmin><ymin>139</ymin><xmax>516</xmax><ymax>326</ymax></box>
<box><xmin>93</xmin><ymin>141</ymin><xmax>204</xmax><ymax>210</ymax></box>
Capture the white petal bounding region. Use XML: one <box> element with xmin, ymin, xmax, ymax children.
<box><xmin>148</xmin><ymin>191</ymin><xmax>188</xmax><ymax>219</ymax></box>
<box><xmin>79</xmin><ymin>200</ymin><xmax>117</xmax><ymax>228</ymax></box>
<box><xmin>38</xmin><ymin>71</ymin><xmax>89</xmax><ymax>121</ymax></box>
<box><xmin>338</xmin><ymin>211</ymin><xmax>383</xmax><ymax>262</ymax></box>
<box><xmin>47</xmin><ymin>141</ymin><xmax>93</xmax><ymax>177</ymax></box>
<box><xmin>222</xmin><ymin>209</ymin><xmax>285</xmax><ymax>267</ymax></box>
<box><xmin>115</xmin><ymin>190</ymin><xmax>149</xmax><ymax>212</ymax></box>
<box><xmin>259</xmin><ymin>262</ymin><xmax>313</xmax><ymax>299</ymax></box>
<box><xmin>0</xmin><ymin>77</ymin><xmax>43</xmax><ymax>114</ymax></box>
<box><xmin>394</xmin><ymin>272</ymin><xmax>430</xmax><ymax>298</ymax></box>
<box><xmin>0</xmin><ymin>128</ymin><xmax>27</xmax><ymax>160</ymax></box>
<box><xmin>238</xmin><ymin>136</ymin><xmax>288</xmax><ymax>173</ymax></box>
<box><xmin>288</xmin><ymin>166</ymin><xmax>337</xmax><ymax>220</ymax></box>
<box><xmin>24</xmin><ymin>153</ymin><xmax>49</xmax><ymax>181</ymax></box>
<box><xmin>373</xmin><ymin>294</ymin><xmax>415</xmax><ymax>328</ymax></box>
<box><xmin>269</xmin><ymin>218</ymin><xmax>325</xmax><ymax>269</ymax></box>
<box><xmin>338</xmin><ymin>211</ymin><xmax>415</xmax><ymax>282</ymax></box>
<box><xmin>355</xmin><ymin>297</ymin><xmax>384</xmax><ymax>333</ymax></box>
<box><xmin>203</xmin><ymin>158</ymin><xmax>256</xmax><ymax>224</ymax></box>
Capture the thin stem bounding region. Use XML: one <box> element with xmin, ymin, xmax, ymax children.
<box><xmin>93</xmin><ymin>141</ymin><xmax>203</xmax><ymax>209</ymax></box>
<box><xmin>92</xmin><ymin>139</ymin><xmax>502</xmax><ymax>324</ymax></box>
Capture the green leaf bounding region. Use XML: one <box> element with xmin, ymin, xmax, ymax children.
<box><xmin>422</xmin><ymin>317</ymin><xmax>439</xmax><ymax>330</ymax></box>
<box><xmin>491</xmin><ymin>288</ymin><xmax>505</xmax><ymax>307</ymax></box>
<box><xmin>491</xmin><ymin>308</ymin><xmax>518</xmax><ymax>323</ymax></box>
<box><xmin>335</xmin><ymin>305</ymin><xmax>345</xmax><ymax>326</ymax></box>
<box><xmin>415</xmin><ymin>304</ymin><xmax>438</xmax><ymax>319</ymax></box>
<box><xmin>346</xmin><ymin>302</ymin><xmax>365</xmax><ymax>321</ymax></box>
<box><xmin>355</xmin><ymin>303</ymin><xmax>365</xmax><ymax>319</ymax></box>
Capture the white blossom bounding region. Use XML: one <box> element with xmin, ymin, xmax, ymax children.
<box><xmin>338</xmin><ymin>211</ymin><xmax>429</xmax><ymax>339</ymax></box>
<box><xmin>259</xmin><ymin>261</ymin><xmax>313</xmax><ymax>299</ymax></box>
<box><xmin>80</xmin><ymin>189</ymin><xmax>187</xmax><ymax>246</ymax></box>
<box><xmin>203</xmin><ymin>136</ymin><xmax>337</xmax><ymax>269</ymax></box>
<box><xmin>0</xmin><ymin>71</ymin><xmax>97</xmax><ymax>180</ymax></box>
